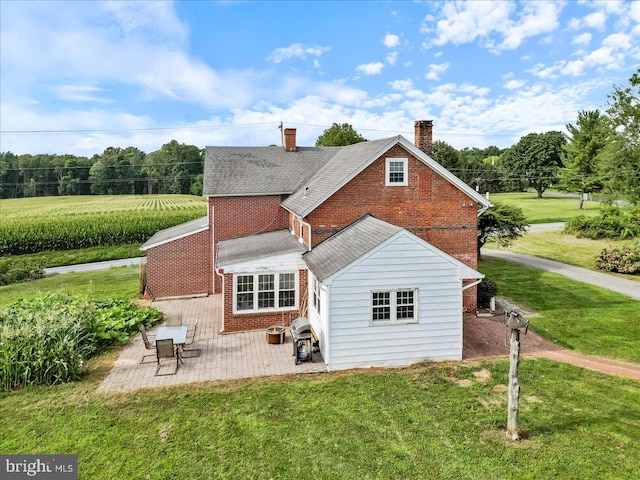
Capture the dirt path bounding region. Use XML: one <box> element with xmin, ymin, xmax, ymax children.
<box><xmin>464</xmin><ymin>316</ymin><xmax>640</xmax><ymax>380</ymax></box>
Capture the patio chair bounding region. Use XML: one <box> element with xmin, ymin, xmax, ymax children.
<box><xmin>155</xmin><ymin>338</ymin><xmax>179</xmax><ymax>376</ymax></box>
<box><xmin>165</xmin><ymin>312</ymin><xmax>183</xmax><ymax>326</ymax></box>
<box><xmin>182</xmin><ymin>321</ymin><xmax>201</xmax><ymax>358</ymax></box>
<box><xmin>186</xmin><ymin>319</ymin><xmax>198</xmax><ymax>340</ymax></box>
<box><xmin>139</xmin><ymin>325</ymin><xmax>156</xmax><ymax>364</ymax></box>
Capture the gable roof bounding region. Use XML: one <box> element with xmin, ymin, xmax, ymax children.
<box><xmin>141</xmin><ymin>216</ymin><xmax>208</xmax><ymax>251</ymax></box>
<box><xmin>302</xmin><ymin>215</ymin><xmax>402</xmax><ymax>282</ymax></box>
<box><xmin>217</xmin><ymin>229</ymin><xmax>307</xmax><ymax>268</ymax></box>
<box><xmin>283</xmin><ymin>135</ymin><xmax>491</xmax><ymax>217</ymax></box>
<box><xmin>303</xmin><ymin>214</ymin><xmax>482</xmax><ymax>283</ymax></box>
<box><xmin>203</xmin><ymin>146</ymin><xmax>340</xmax><ymax>197</ymax></box>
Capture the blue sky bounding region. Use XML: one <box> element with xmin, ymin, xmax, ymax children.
<box><xmin>1</xmin><ymin>0</ymin><xmax>639</xmax><ymax>156</ymax></box>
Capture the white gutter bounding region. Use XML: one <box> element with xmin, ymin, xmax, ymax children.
<box><xmin>462</xmin><ymin>278</ymin><xmax>484</xmax><ymax>291</ymax></box>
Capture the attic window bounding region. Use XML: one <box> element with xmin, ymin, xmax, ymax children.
<box><xmin>386</xmin><ymin>158</ymin><xmax>408</xmax><ymax>186</ymax></box>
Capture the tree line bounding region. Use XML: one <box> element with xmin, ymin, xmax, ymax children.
<box><xmin>2</xmin><ymin>69</ymin><xmax>638</xmax><ymax>204</ymax></box>
<box><xmin>0</xmin><ymin>140</ymin><xmax>204</xmax><ymax>198</ymax></box>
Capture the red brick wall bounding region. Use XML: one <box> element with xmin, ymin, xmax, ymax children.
<box><xmin>222</xmin><ymin>270</ymin><xmax>308</xmax><ymax>332</ymax></box>
<box><xmin>210</xmin><ymin>195</ymin><xmax>289</xmax><ymax>292</ymax></box>
<box><xmin>145</xmin><ymin>229</ymin><xmax>212</xmax><ymax>299</ymax></box>
<box><xmin>306</xmin><ymin>145</ymin><xmax>479</xmax><ymax>310</ymax></box>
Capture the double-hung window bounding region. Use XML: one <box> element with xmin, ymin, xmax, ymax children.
<box><xmin>386</xmin><ymin>158</ymin><xmax>408</xmax><ymax>186</ymax></box>
<box><xmin>235</xmin><ymin>272</ymin><xmax>298</xmax><ymax>313</ymax></box>
<box><xmin>371</xmin><ymin>289</ymin><xmax>417</xmax><ymax>325</ymax></box>
<box><xmin>312</xmin><ymin>275</ymin><xmax>321</xmax><ymax>314</ymax></box>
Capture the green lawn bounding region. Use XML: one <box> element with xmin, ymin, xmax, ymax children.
<box><xmin>489</xmin><ymin>192</ymin><xmax>601</xmax><ymax>223</ymax></box>
<box><xmin>0</xmin><ymin>358</ymin><xmax>637</xmax><ymax>479</ymax></box>
<box><xmin>4</xmin><ymin>244</ymin><xmax>144</xmax><ymax>269</ymax></box>
<box><xmin>0</xmin><ymin>266</ymin><xmax>140</xmax><ymax>307</ymax></box>
<box><xmin>479</xmin><ymin>258</ymin><xmax>640</xmax><ymax>363</ymax></box>
<box><xmin>487</xmin><ymin>230</ymin><xmax>640</xmax><ymax>282</ymax></box>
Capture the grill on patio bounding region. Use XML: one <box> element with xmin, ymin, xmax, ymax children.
<box><xmin>290</xmin><ymin>317</ymin><xmax>313</xmax><ymax>364</ymax></box>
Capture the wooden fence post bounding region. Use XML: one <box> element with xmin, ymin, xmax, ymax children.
<box><xmin>507</xmin><ymin>327</ymin><xmax>521</xmax><ymax>440</ymax></box>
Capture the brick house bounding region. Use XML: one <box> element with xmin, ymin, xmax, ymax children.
<box><xmin>142</xmin><ymin>121</ymin><xmax>492</xmax><ymax>369</ymax></box>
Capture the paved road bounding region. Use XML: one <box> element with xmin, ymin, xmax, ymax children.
<box><xmin>528</xmin><ymin>222</ymin><xmax>565</xmax><ymax>232</ymax></box>
<box><xmin>44</xmin><ymin>257</ymin><xmax>145</xmax><ymax>275</ymax></box>
<box><xmin>482</xmin><ymin>249</ymin><xmax>640</xmax><ymax>300</ymax></box>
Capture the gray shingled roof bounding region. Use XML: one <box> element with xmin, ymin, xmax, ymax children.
<box><xmin>302</xmin><ymin>215</ymin><xmax>402</xmax><ymax>282</ymax></box>
<box><xmin>141</xmin><ymin>216</ymin><xmax>208</xmax><ymax>250</ymax></box>
<box><xmin>203</xmin><ymin>146</ymin><xmax>340</xmax><ymax>196</ymax></box>
<box><xmin>217</xmin><ymin>229</ymin><xmax>307</xmax><ymax>268</ymax></box>
<box><xmin>281</xmin><ymin>137</ymin><xmax>397</xmax><ymax>215</ymax></box>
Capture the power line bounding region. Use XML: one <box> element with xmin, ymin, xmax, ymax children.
<box><xmin>1</xmin><ymin>121</ymin><xmax>524</xmax><ymax>138</ymax></box>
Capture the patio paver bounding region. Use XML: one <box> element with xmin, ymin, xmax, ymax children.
<box><xmin>98</xmin><ymin>295</ymin><xmax>326</xmax><ymax>393</ymax></box>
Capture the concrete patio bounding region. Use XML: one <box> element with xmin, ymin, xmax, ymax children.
<box><xmin>98</xmin><ymin>295</ymin><xmax>326</xmax><ymax>393</ymax></box>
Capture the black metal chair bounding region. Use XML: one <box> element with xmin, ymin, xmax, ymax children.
<box><xmin>155</xmin><ymin>338</ymin><xmax>179</xmax><ymax>376</ymax></box>
<box><xmin>139</xmin><ymin>325</ymin><xmax>156</xmax><ymax>364</ymax></box>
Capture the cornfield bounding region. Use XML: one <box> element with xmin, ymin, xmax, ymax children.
<box><xmin>0</xmin><ymin>295</ymin><xmax>162</xmax><ymax>391</ymax></box>
<box><xmin>0</xmin><ymin>195</ymin><xmax>206</xmax><ymax>255</ymax></box>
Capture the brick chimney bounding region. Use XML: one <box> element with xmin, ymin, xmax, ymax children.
<box><xmin>284</xmin><ymin>128</ymin><xmax>297</xmax><ymax>152</ymax></box>
<box><xmin>414</xmin><ymin>120</ymin><xmax>433</xmax><ymax>156</ymax></box>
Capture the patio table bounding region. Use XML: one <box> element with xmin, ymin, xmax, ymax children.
<box><xmin>156</xmin><ymin>325</ymin><xmax>188</xmax><ymax>362</ymax></box>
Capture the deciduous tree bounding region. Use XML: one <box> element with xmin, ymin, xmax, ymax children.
<box><xmin>315</xmin><ymin>123</ymin><xmax>366</xmax><ymax>146</ymax></box>
<box><xmin>477</xmin><ymin>202</ymin><xmax>528</xmax><ymax>257</ymax></box>
<box><xmin>502</xmin><ymin>131</ymin><xmax>567</xmax><ymax>198</ymax></box>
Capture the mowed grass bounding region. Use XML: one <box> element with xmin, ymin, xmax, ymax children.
<box><xmin>479</xmin><ymin>258</ymin><xmax>640</xmax><ymax>363</ymax></box>
<box><xmin>3</xmin><ymin>244</ymin><xmax>144</xmax><ymax>269</ymax></box>
<box><xmin>0</xmin><ymin>266</ymin><xmax>140</xmax><ymax>307</ymax></box>
<box><xmin>489</xmin><ymin>192</ymin><xmax>600</xmax><ymax>223</ymax></box>
<box><xmin>488</xmin><ymin>230</ymin><xmax>640</xmax><ymax>282</ymax></box>
<box><xmin>0</xmin><ymin>357</ymin><xmax>638</xmax><ymax>480</ymax></box>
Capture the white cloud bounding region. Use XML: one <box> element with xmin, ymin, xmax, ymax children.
<box><xmin>389</xmin><ymin>79</ymin><xmax>413</xmax><ymax>91</ymax></box>
<box><xmin>54</xmin><ymin>85</ymin><xmax>112</xmax><ymax>104</ymax></box>
<box><xmin>383</xmin><ymin>33</ymin><xmax>400</xmax><ymax>48</ymax></box>
<box><xmin>386</xmin><ymin>51</ymin><xmax>398</xmax><ymax>65</ymax></box>
<box><xmin>355</xmin><ymin>62</ymin><xmax>385</xmax><ymax>75</ymax></box>
<box><xmin>425</xmin><ymin>62</ymin><xmax>450</xmax><ymax>81</ymax></box>
<box><xmin>504</xmin><ymin>79</ymin><xmax>525</xmax><ymax>90</ymax></box>
<box><xmin>584</xmin><ymin>11</ymin><xmax>607</xmax><ymax>30</ymax></box>
<box><xmin>267</xmin><ymin>43</ymin><xmax>330</xmax><ymax>63</ymax></box>
<box><xmin>427</xmin><ymin>1</ymin><xmax>562</xmax><ymax>53</ymax></box>
<box><xmin>561</xmin><ymin>60</ymin><xmax>586</xmax><ymax>76</ymax></box>
<box><xmin>603</xmin><ymin>32</ymin><xmax>631</xmax><ymax>49</ymax></box>
<box><xmin>572</xmin><ymin>32</ymin><xmax>592</xmax><ymax>45</ymax></box>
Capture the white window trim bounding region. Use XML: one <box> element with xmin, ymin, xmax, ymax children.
<box><xmin>385</xmin><ymin>158</ymin><xmax>408</xmax><ymax>186</ymax></box>
<box><xmin>370</xmin><ymin>288</ymin><xmax>418</xmax><ymax>326</ymax></box>
<box><xmin>312</xmin><ymin>275</ymin><xmax>321</xmax><ymax>314</ymax></box>
<box><xmin>233</xmin><ymin>271</ymin><xmax>299</xmax><ymax>314</ymax></box>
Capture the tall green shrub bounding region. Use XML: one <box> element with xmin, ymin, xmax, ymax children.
<box><xmin>565</xmin><ymin>206</ymin><xmax>640</xmax><ymax>239</ymax></box>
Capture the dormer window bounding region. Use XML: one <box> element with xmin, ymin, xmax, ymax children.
<box><xmin>386</xmin><ymin>158</ymin><xmax>408</xmax><ymax>186</ymax></box>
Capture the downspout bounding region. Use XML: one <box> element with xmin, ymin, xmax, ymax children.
<box><xmin>214</xmin><ymin>239</ymin><xmax>225</xmax><ymax>333</ymax></box>
<box><xmin>298</xmin><ymin>215</ymin><xmax>312</xmax><ymax>251</ymax></box>
<box><xmin>215</xmin><ymin>267</ymin><xmax>225</xmax><ymax>333</ymax></box>
<box><xmin>477</xmin><ymin>205</ymin><xmax>490</xmax><ymax>217</ymax></box>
